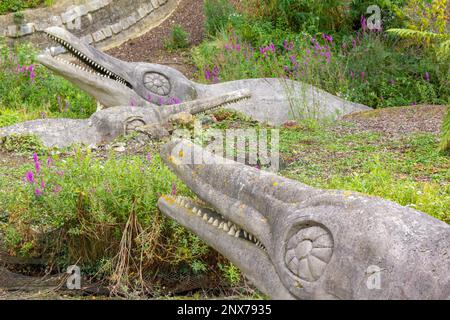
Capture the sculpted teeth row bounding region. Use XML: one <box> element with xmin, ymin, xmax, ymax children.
<box><xmin>47</xmin><ymin>34</ymin><xmax>128</xmax><ymax>86</ymax></box>
<box><xmin>175</xmin><ymin>196</ymin><xmax>265</xmax><ymax>250</ymax></box>
<box><xmin>219</xmin><ymin>96</ymin><xmax>250</xmax><ymax>108</ymax></box>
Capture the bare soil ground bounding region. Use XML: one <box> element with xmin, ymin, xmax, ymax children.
<box><xmin>340</xmin><ymin>105</ymin><xmax>447</xmax><ymax>138</ymax></box>
<box><xmin>106</xmin><ymin>0</ymin><xmax>206</xmax><ymax>79</ymax></box>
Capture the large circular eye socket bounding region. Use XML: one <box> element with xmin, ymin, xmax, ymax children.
<box><xmin>144</xmin><ymin>72</ymin><xmax>171</xmax><ymax>96</ymax></box>
<box><xmin>285</xmin><ymin>222</ymin><xmax>334</xmax><ymax>282</ymax></box>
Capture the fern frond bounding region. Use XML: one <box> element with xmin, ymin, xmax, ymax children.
<box><xmin>440</xmin><ymin>106</ymin><xmax>450</xmax><ymax>152</ymax></box>
<box><xmin>387</xmin><ymin>28</ymin><xmax>449</xmax><ymax>41</ymax></box>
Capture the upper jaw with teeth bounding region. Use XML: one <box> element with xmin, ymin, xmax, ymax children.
<box><xmin>43</xmin><ymin>30</ymin><xmax>129</xmax><ymax>87</ymax></box>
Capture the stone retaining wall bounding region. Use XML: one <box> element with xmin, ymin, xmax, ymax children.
<box><xmin>0</xmin><ymin>0</ymin><xmax>177</xmax><ymax>50</ymax></box>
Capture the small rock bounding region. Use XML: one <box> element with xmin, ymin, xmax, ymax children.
<box><xmin>136</xmin><ymin>124</ymin><xmax>170</xmax><ymax>140</ymax></box>
<box><xmin>283</xmin><ymin>120</ymin><xmax>299</xmax><ymax>128</ymax></box>
<box><xmin>169</xmin><ymin>112</ymin><xmax>194</xmax><ymax>126</ymax></box>
<box><xmin>112</xmin><ymin>143</ymin><xmax>126</xmax><ymax>152</ymax></box>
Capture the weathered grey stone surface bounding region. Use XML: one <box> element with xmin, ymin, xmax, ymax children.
<box><xmin>196</xmin><ymin>79</ymin><xmax>370</xmax><ymax>125</ymax></box>
<box><xmin>0</xmin><ymin>90</ymin><xmax>250</xmax><ymax>148</ymax></box>
<box><xmin>158</xmin><ymin>139</ymin><xmax>450</xmax><ymax>300</ymax></box>
<box><xmin>0</xmin><ymin>0</ymin><xmax>176</xmax><ymax>51</ymax></box>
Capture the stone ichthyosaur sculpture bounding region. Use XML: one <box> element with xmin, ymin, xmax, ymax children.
<box><xmin>157</xmin><ymin>139</ymin><xmax>450</xmax><ymax>300</ymax></box>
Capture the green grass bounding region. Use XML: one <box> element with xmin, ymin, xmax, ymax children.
<box><xmin>279</xmin><ymin>123</ymin><xmax>449</xmax><ymax>222</ymax></box>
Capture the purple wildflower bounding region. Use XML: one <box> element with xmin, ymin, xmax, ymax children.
<box><xmin>33</xmin><ymin>153</ymin><xmax>40</xmax><ymax>173</ymax></box>
<box><xmin>204</xmin><ymin>68</ymin><xmax>212</xmax><ymax>81</ymax></box>
<box><xmin>147</xmin><ymin>153</ymin><xmax>152</xmax><ymax>164</ymax></box>
<box><xmin>25</xmin><ymin>171</ymin><xmax>34</xmax><ymax>184</ymax></box>
<box><xmin>54</xmin><ymin>185</ymin><xmax>62</xmax><ymax>193</ymax></box>
<box><xmin>423</xmin><ymin>72</ymin><xmax>430</xmax><ymax>82</ymax></box>
<box><xmin>361</xmin><ymin>15</ymin><xmax>367</xmax><ymax>33</ymax></box>
<box><xmin>171</xmin><ymin>182</ymin><xmax>177</xmax><ymax>196</ymax></box>
<box><xmin>34</xmin><ymin>188</ymin><xmax>42</xmax><ymax>197</ymax></box>
<box><xmin>46</xmin><ymin>157</ymin><xmax>53</xmax><ymax>167</ymax></box>
<box><xmin>283</xmin><ymin>40</ymin><xmax>294</xmax><ymax>51</ymax></box>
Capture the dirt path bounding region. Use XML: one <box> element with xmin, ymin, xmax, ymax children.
<box><xmin>106</xmin><ymin>0</ymin><xmax>206</xmax><ymax>79</ymax></box>
<box><xmin>340</xmin><ymin>105</ymin><xmax>447</xmax><ymax>138</ymax></box>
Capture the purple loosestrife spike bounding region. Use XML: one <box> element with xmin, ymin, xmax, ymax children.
<box><xmin>26</xmin><ymin>171</ymin><xmax>34</xmax><ymax>184</ymax></box>
<box><xmin>33</xmin><ymin>153</ymin><xmax>40</xmax><ymax>173</ymax></box>
<box><xmin>424</xmin><ymin>72</ymin><xmax>430</xmax><ymax>82</ymax></box>
<box><xmin>147</xmin><ymin>153</ymin><xmax>152</xmax><ymax>164</ymax></box>
<box><xmin>204</xmin><ymin>68</ymin><xmax>212</xmax><ymax>81</ymax></box>
<box><xmin>54</xmin><ymin>185</ymin><xmax>62</xmax><ymax>193</ymax></box>
<box><xmin>361</xmin><ymin>15</ymin><xmax>367</xmax><ymax>33</ymax></box>
<box><xmin>35</xmin><ymin>188</ymin><xmax>42</xmax><ymax>197</ymax></box>
<box><xmin>41</xmin><ymin>181</ymin><xmax>46</xmax><ymax>190</ymax></box>
<box><xmin>171</xmin><ymin>182</ymin><xmax>177</xmax><ymax>196</ymax></box>
<box><xmin>46</xmin><ymin>157</ymin><xmax>53</xmax><ymax>167</ymax></box>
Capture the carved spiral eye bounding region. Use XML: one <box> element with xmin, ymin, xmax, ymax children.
<box><xmin>285</xmin><ymin>224</ymin><xmax>333</xmax><ymax>282</ymax></box>
<box><xmin>124</xmin><ymin>116</ymin><xmax>146</xmax><ymax>134</ymax></box>
<box><xmin>144</xmin><ymin>72</ymin><xmax>171</xmax><ymax>96</ymax></box>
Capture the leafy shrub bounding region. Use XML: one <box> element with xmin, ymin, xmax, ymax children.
<box><xmin>349</xmin><ymin>0</ymin><xmax>405</xmax><ymax>30</ymax></box>
<box><xmin>164</xmin><ymin>25</ymin><xmax>190</xmax><ymax>51</ymax></box>
<box><xmin>387</xmin><ymin>0</ymin><xmax>450</xmax><ymax>61</ymax></box>
<box><xmin>204</xmin><ymin>0</ymin><xmax>235</xmax><ymax>36</ymax></box>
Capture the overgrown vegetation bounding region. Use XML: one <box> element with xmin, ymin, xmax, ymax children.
<box><xmin>0</xmin><ymin>147</ymin><xmax>216</xmax><ymax>293</ymax></box>
<box><xmin>196</xmin><ymin>0</ymin><xmax>448</xmax><ymax>110</ymax></box>
<box><xmin>0</xmin><ymin>42</ymin><xmax>96</xmax><ymax>127</ymax></box>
